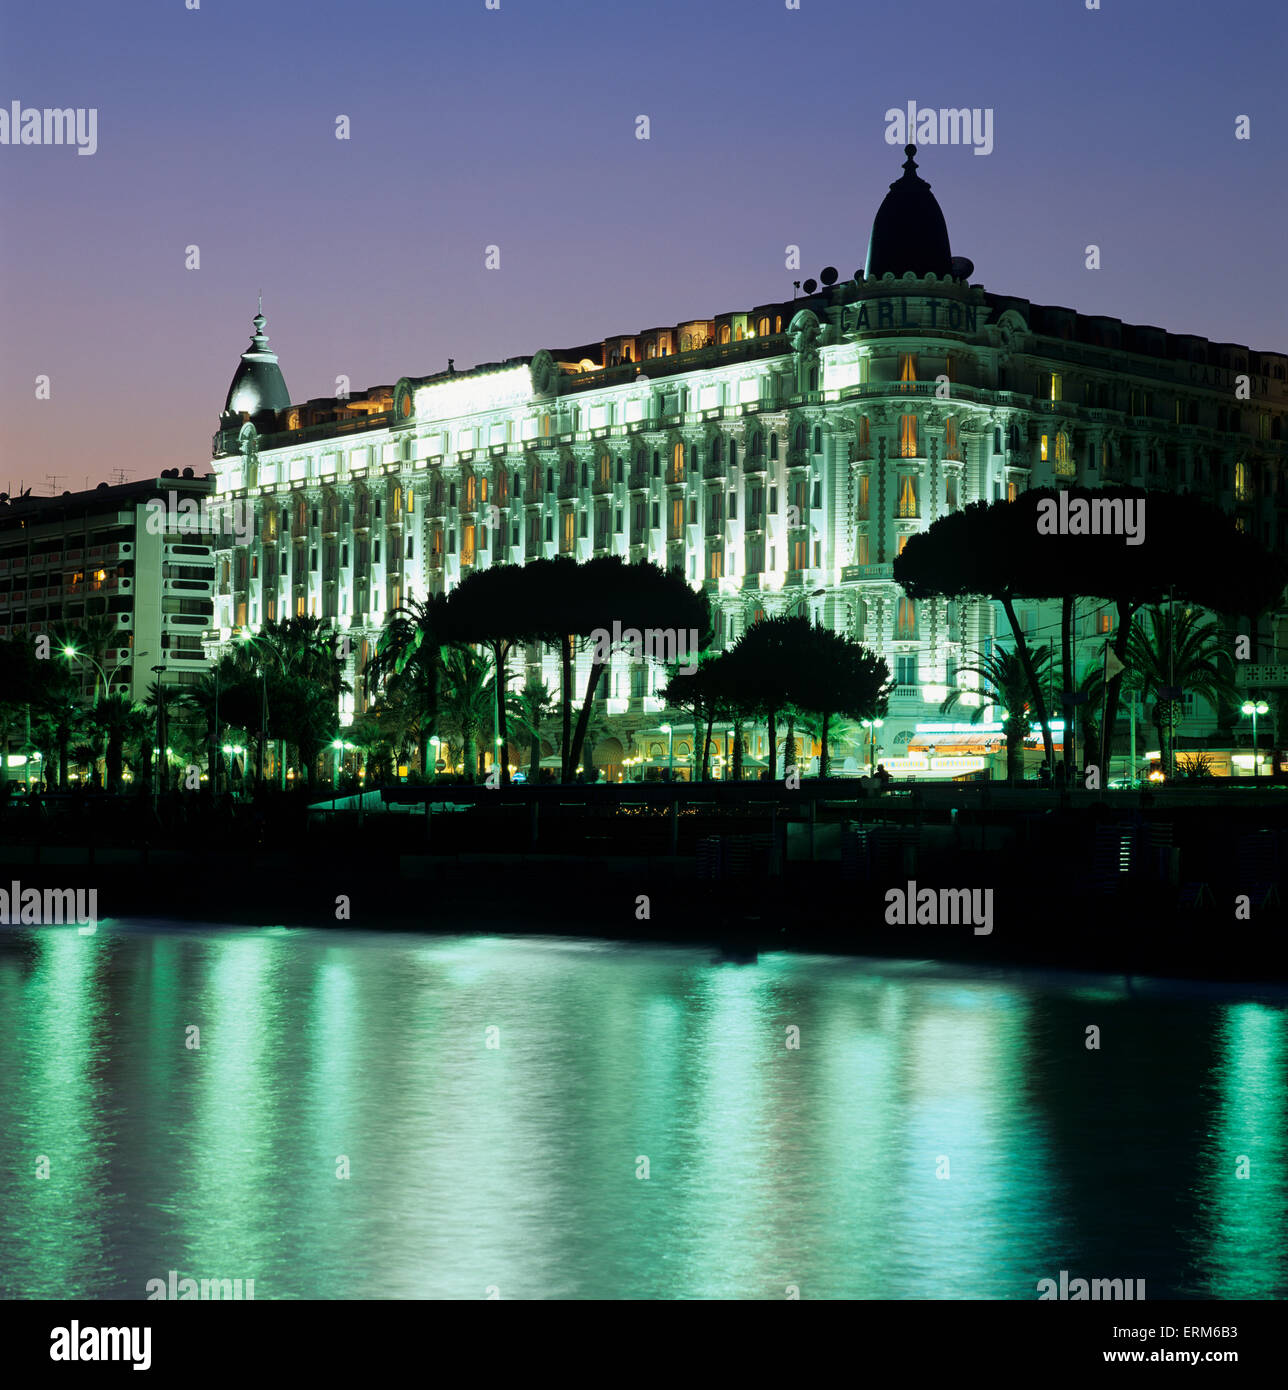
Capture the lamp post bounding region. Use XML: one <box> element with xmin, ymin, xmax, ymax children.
<box><xmin>150</xmin><ymin>663</ymin><xmax>166</xmax><ymax>800</ymax></box>
<box><xmin>62</xmin><ymin>645</ymin><xmax>142</xmax><ymax>705</ymax></box>
<box><xmin>861</xmin><ymin>718</ymin><xmax>884</xmax><ymax>775</ymax></box>
<box><xmin>788</xmin><ymin>587</ymin><xmax>826</xmax><ymax>621</ymax></box>
<box><xmin>1242</xmin><ymin>700</ymin><xmax>1269</xmax><ymax>780</ymax></box>
<box><xmin>240</xmin><ymin>631</ymin><xmax>287</xmax><ymax>789</ymax></box>
<box><xmin>660</xmin><ymin>723</ymin><xmax>673</xmax><ymax>780</ymax></box>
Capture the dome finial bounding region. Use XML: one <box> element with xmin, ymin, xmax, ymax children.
<box><xmin>902</xmin><ymin>144</ymin><xmax>918</xmax><ymax>176</ymax></box>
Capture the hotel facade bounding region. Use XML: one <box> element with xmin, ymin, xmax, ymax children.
<box><xmin>207</xmin><ymin>147</ymin><xmax>1288</xmax><ymax>777</ymax></box>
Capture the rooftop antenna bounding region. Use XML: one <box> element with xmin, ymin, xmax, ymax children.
<box><xmin>46</xmin><ymin>473</ymin><xmax>64</xmax><ymax>495</ymax></box>
<box><xmin>110</xmin><ymin>468</ymin><xmax>130</xmax><ymax>485</ymax></box>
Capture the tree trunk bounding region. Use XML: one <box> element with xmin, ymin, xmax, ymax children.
<box><xmin>568</xmin><ymin>653</ymin><xmax>604</xmax><ymax>778</ymax></box>
<box><xmin>491</xmin><ymin>639</ymin><xmax>511</xmax><ymax>786</ymax></box>
<box><xmin>732</xmin><ymin>718</ymin><xmax>744</xmax><ymax>781</ymax></box>
<box><xmin>766</xmin><ymin>707</ymin><xmax>778</xmax><ymax>780</ymax></box>
<box><xmin>528</xmin><ymin>724</ymin><xmax>542</xmax><ymax>784</ymax></box>
<box><xmin>820</xmin><ymin>712</ymin><xmax>831</xmax><ymax>778</ymax></box>
<box><xmin>1098</xmin><ymin>599</ymin><xmax>1136</xmax><ymax>780</ymax></box>
<box><xmin>1061</xmin><ymin>593</ymin><xmax>1076</xmax><ymax>774</ymax></box>
<box><xmin>701</xmin><ymin>708</ymin><xmax>717</xmax><ymax>781</ymax></box>
<box><xmin>784</xmin><ymin>717</ymin><xmax>797</xmax><ymax>777</ymax></box>
<box><xmin>559</xmin><ymin>635</ymin><xmax>573</xmax><ymax>782</ymax></box>
<box><xmin>1000</xmin><ymin>592</ymin><xmax>1055</xmax><ymax>772</ymax></box>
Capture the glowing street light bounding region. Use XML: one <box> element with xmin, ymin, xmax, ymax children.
<box><xmin>1241</xmin><ymin>700</ymin><xmax>1270</xmax><ymax>779</ymax></box>
<box><xmin>861</xmin><ymin>717</ymin><xmax>884</xmax><ymax>775</ymax></box>
<box><xmin>660</xmin><ymin>723</ymin><xmax>674</xmax><ymax>779</ymax></box>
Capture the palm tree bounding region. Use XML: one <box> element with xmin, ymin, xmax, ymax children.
<box><xmin>942</xmin><ymin>645</ymin><xmax>1055</xmax><ymax>785</ymax></box>
<box><xmin>367</xmin><ymin>595</ymin><xmax>452</xmax><ymax>773</ymax></box>
<box><xmin>438</xmin><ymin>647</ymin><xmax>494</xmax><ymax>782</ymax></box>
<box><xmin>1124</xmin><ymin>605</ymin><xmax>1237</xmax><ymax>775</ymax></box>
<box><xmin>89</xmin><ymin>693</ymin><xmax>147</xmax><ymax>792</ymax></box>
<box><xmin>507</xmin><ymin>678</ymin><xmax>556</xmax><ymax>784</ymax></box>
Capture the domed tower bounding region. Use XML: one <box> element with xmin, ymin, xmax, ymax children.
<box><xmin>864</xmin><ymin>145</ymin><xmax>954</xmax><ymax>279</ymax></box>
<box><xmin>221</xmin><ymin>299</ymin><xmax>291</xmax><ymax>430</ymax></box>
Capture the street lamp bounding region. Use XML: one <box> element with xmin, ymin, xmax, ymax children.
<box><xmin>1242</xmin><ymin>700</ymin><xmax>1269</xmax><ymax>779</ymax></box>
<box><xmin>240</xmin><ymin>630</ymin><xmax>287</xmax><ymax>789</ymax></box>
<box><xmin>788</xmin><ymin>586</ymin><xmax>826</xmax><ymax>621</ymax></box>
<box><xmin>660</xmin><ymin>723</ymin><xmax>674</xmax><ymax>780</ymax></box>
<box><xmin>861</xmin><ymin>717</ymin><xmax>884</xmax><ymax>775</ymax></box>
<box><xmin>150</xmin><ymin>663</ymin><xmax>166</xmax><ymax>799</ymax></box>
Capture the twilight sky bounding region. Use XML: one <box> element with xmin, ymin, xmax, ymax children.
<box><xmin>2</xmin><ymin>0</ymin><xmax>1284</xmax><ymax>492</ymax></box>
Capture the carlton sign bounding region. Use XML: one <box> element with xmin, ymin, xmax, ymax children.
<box><xmin>848</xmin><ymin>297</ymin><xmax>984</xmax><ymax>333</ymax></box>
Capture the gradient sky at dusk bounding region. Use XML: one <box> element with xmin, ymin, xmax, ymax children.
<box><xmin>2</xmin><ymin>0</ymin><xmax>1284</xmax><ymax>492</ymax></box>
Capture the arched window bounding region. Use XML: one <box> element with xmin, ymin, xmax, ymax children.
<box><xmin>750</xmin><ymin>430</ymin><xmax>764</xmax><ymax>458</ymax></box>
<box><xmin>793</xmin><ymin>424</ymin><xmax>807</xmax><ymax>451</ymax></box>
<box><xmin>719</xmin><ymin>324</ymin><xmax>731</xmax><ymax>345</ymax></box>
<box><xmin>646</xmin><ymin>342</ymin><xmax>656</xmax><ymax>359</ymax></box>
<box><xmin>899</xmin><ymin>414</ymin><xmax>918</xmax><ymax>459</ymax></box>
<box><xmin>1054</xmin><ymin>431</ymin><xmax>1073</xmax><ymax>476</ymax></box>
<box><xmin>757</xmin><ymin>317</ymin><xmax>770</xmax><ymax>337</ymax></box>
<box><xmin>859</xmin><ymin>416</ymin><xmax>871</xmax><ymax>448</ymax></box>
<box><xmin>680</xmin><ymin>334</ymin><xmax>691</xmax><ymax>351</ymax></box>
<box><xmin>774</xmin><ymin>315</ymin><xmax>782</xmax><ymax>333</ymax></box>
<box><xmin>734</xmin><ymin>323</ymin><xmax>744</xmax><ymax>342</ymax></box>
<box><xmin>945</xmin><ymin>418</ymin><xmax>958</xmax><ymax>461</ymax></box>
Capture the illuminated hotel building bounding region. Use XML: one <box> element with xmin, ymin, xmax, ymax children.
<box><xmin>208</xmin><ymin>147</ymin><xmax>1288</xmax><ymax>774</ymax></box>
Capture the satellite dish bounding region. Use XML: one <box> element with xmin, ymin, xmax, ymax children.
<box><xmin>802</xmin><ymin>278</ymin><xmax>818</xmax><ymax>295</ymax></box>
<box><xmin>950</xmin><ymin>256</ymin><xmax>975</xmax><ymax>281</ymax></box>
<box><xmin>820</xmin><ymin>266</ymin><xmax>838</xmax><ymax>287</ymax></box>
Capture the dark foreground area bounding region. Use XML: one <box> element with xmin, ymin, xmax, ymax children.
<box><xmin>2</xmin><ymin>783</ymin><xmax>1283</xmax><ymax>981</ymax></box>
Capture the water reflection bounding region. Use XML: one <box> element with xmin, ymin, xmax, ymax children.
<box><xmin>0</xmin><ymin>928</ymin><xmax>1283</xmax><ymax>1299</ymax></box>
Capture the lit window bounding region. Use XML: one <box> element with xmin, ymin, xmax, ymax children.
<box><xmin>1235</xmin><ymin>461</ymin><xmax>1252</xmax><ymax>501</ymax></box>
<box><xmin>757</xmin><ymin>317</ymin><xmax>770</xmax><ymax>337</ymax></box>
<box><xmin>1041</xmin><ymin>435</ymin><xmax>1049</xmax><ymax>462</ymax></box>
<box><xmin>1054</xmin><ymin>432</ymin><xmax>1074</xmax><ymax>476</ymax></box>
<box><xmin>719</xmin><ymin>324</ymin><xmax>731</xmax><ymax>345</ymax></box>
<box><xmin>897</xmin><ymin>474</ymin><xmax>917</xmax><ymax>518</ymax></box>
<box><xmin>673</xmin><ymin>442</ymin><xmax>684</xmax><ymax>480</ymax></box>
<box><xmin>945</xmin><ymin>417</ymin><xmax>959</xmax><ymax>460</ymax></box>
<box><xmin>1007</xmin><ymin>479</ymin><xmax>1018</xmax><ymax>503</ymax></box>
<box><xmin>898</xmin><ymin>414</ymin><xmax>918</xmax><ymax>459</ymax></box>
<box><xmin>897</xmin><ymin>598</ymin><xmax>916</xmax><ymax>637</ymax></box>
<box><xmin>899</xmin><ymin>353</ymin><xmax>917</xmax><ymax>391</ymax></box>
<box><xmin>734</xmin><ymin>323</ymin><xmax>744</xmax><ymax>342</ymax></box>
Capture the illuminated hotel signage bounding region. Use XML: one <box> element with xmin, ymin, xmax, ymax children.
<box><xmin>413</xmin><ymin>364</ymin><xmax>533</xmax><ymax>423</ymax></box>
<box><xmin>851</xmin><ymin>298</ymin><xmax>982</xmax><ymax>333</ymax></box>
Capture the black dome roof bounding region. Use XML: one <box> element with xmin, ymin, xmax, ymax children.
<box><xmin>864</xmin><ymin>145</ymin><xmax>953</xmax><ymax>279</ymax></box>
<box><xmin>224</xmin><ymin>307</ymin><xmax>290</xmax><ymax>421</ymax></box>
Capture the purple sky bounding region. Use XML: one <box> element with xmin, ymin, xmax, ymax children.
<box><xmin>2</xmin><ymin>0</ymin><xmax>1284</xmax><ymax>492</ymax></box>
